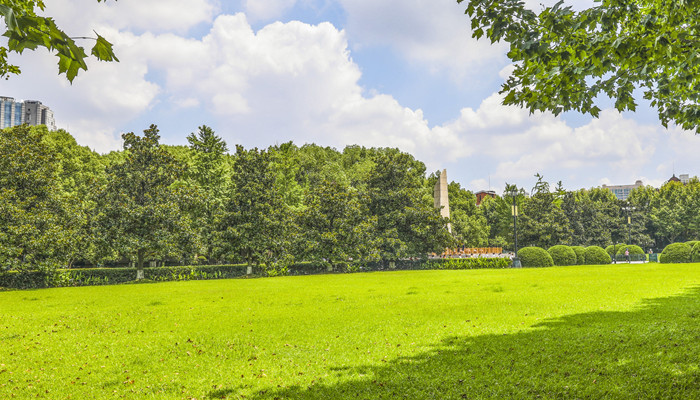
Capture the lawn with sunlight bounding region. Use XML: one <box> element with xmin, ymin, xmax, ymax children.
<box><xmin>1</xmin><ymin>263</ymin><xmax>698</xmax><ymax>399</ymax></box>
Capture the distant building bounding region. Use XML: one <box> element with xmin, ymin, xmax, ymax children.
<box><xmin>668</xmin><ymin>173</ymin><xmax>697</xmax><ymax>185</ymax></box>
<box><xmin>475</xmin><ymin>190</ymin><xmax>497</xmax><ymax>206</ymax></box>
<box><xmin>667</xmin><ymin>174</ymin><xmax>682</xmax><ymax>184</ymax></box>
<box><xmin>0</xmin><ymin>97</ymin><xmax>56</xmax><ymax>131</ymax></box>
<box><xmin>679</xmin><ymin>174</ymin><xmax>692</xmax><ymax>184</ymax></box>
<box><xmin>602</xmin><ymin>180</ymin><xmax>643</xmax><ymax>200</ymax></box>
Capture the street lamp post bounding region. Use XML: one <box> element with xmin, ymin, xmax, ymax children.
<box><xmin>627</xmin><ymin>212</ymin><xmax>631</xmax><ymax>245</ymax></box>
<box><xmin>622</xmin><ymin>203</ymin><xmax>635</xmax><ymax>262</ymax></box>
<box><xmin>510</xmin><ymin>189</ymin><xmax>521</xmax><ymax>268</ymax></box>
<box><xmin>622</xmin><ymin>204</ymin><xmax>634</xmax><ymax>245</ymax></box>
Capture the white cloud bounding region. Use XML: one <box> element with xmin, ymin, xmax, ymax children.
<box><xmin>438</xmin><ymin>93</ymin><xmax>663</xmax><ymax>191</ymax></box>
<box><xmin>637</xmin><ymin>177</ymin><xmax>666</xmax><ymax>189</ymax></box>
<box><xmin>66</xmin><ymin>119</ymin><xmax>124</xmax><ymax>154</ymax></box>
<box><xmin>666</xmin><ymin>128</ymin><xmax>700</xmax><ymax>160</ymax></box>
<box><xmin>4</xmin><ymin>10</ymin><xmax>474</xmax><ymax>161</ymax></box>
<box><xmin>158</xmin><ymin>14</ymin><xmax>472</xmax><ymax>166</ymax></box>
<box><xmin>498</xmin><ymin>64</ymin><xmax>516</xmax><ymax>81</ymax></box>
<box><xmin>338</xmin><ymin>0</ymin><xmax>507</xmax><ymax>80</ymax></box>
<box><xmin>44</xmin><ymin>0</ymin><xmax>217</xmax><ymax>34</ymax></box>
<box><xmin>469</xmin><ymin>178</ymin><xmax>490</xmax><ymax>191</ymax></box>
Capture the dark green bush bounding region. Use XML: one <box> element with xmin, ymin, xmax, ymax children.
<box><xmin>570</xmin><ymin>246</ymin><xmax>586</xmax><ymax>265</ymax></box>
<box><xmin>517</xmin><ymin>247</ymin><xmax>554</xmax><ymax>268</ymax></box>
<box><xmin>615</xmin><ymin>245</ymin><xmax>644</xmax><ymax>256</ymax></box>
<box><xmin>692</xmin><ymin>243</ymin><xmax>700</xmax><ymax>263</ymax></box>
<box><xmin>583</xmin><ymin>246</ymin><xmax>611</xmax><ymax>265</ymax></box>
<box><xmin>0</xmin><ymin>270</ymin><xmax>48</xmax><ymax>289</ymax></box>
<box><xmin>605</xmin><ymin>244</ymin><xmax>626</xmax><ymax>258</ymax></box>
<box><xmin>661</xmin><ymin>243</ymin><xmax>692</xmax><ymax>264</ymax></box>
<box><xmin>615</xmin><ymin>245</ymin><xmax>646</xmax><ymax>261</ymax></box>
<box><xmin>548</xmin><ymin>245</ymin><xmax>577</xmax><ymax>266</ymax></box>
<box><xmin>0</xmin><ymin>265</ymin><xmax>251</xmax><ymax>290</ymax></box>
<box><xmin>145</xmin><ymin>265</ymin><xmax>249</xmax><ymax>281</ymax></box>
<box><xmin>288</xmin><ymin>258</ymin><xmax>511</xmax><ymax>273</ymax></box>
<box><xmin>0</xmin><ymin>261</ymin><xmax>67</xmax><ymax>289</ymax></box>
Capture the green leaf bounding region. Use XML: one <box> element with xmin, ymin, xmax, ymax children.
<box><xmin>57</xmin><ymin>54</ymin><xmax>82</xmax><ymax>83</ymax></box>
<box><xmin>0</xmin><ymin>5</ymin><xmax>18</xmax><ymax>33</ymax></box>
<box><xmin>91</xmin><ymin>33</ymin><xmax>119</xmax><ymax>62</ymax></box>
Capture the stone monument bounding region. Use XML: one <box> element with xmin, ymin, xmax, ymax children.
<box><xmin>433</xmin><ymin>169</ymin><xmax>451</xmax><ymax>233</ymax></box>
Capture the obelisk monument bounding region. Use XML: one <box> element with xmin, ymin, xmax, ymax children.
<box><xmin>433</xmin><ymin>169</ymin><xmax>451</xmax><ymax>233</ymax></box>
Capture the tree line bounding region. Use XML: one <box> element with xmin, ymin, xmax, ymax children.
<box><xmin>1</xmin><ymin>124</ymin><xmax>697</xmax><ymax>276</ymax></box>
<box><xmin>479</xmin><ymin>174</ymin><xmax>700</xmax><ymax>252</ymax></box>
<box><xmin>0</xmin><ymin>124</ymin><xmax>452</xmax><ymax>276</ymax></box>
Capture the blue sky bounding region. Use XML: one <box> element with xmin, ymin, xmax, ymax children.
<box><xmin>3</xmin><ymin>0</ymin><xmax>699</xmax><ymax>192</ymax></box>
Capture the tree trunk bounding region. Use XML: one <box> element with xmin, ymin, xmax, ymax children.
<box><xmin>136</xmin><ymin>249</ymin><xmax>145</xmax><ymax>280</ymax></box>
<box><xmin>246</xmin><ymin>250</ymin><xmax>252</xmax><ymax>275</ymax></box>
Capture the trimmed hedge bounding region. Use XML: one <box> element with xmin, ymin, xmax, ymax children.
<box><xmin>0</xmin><ymin>265</ymin><xmax>251</xmax><ymax>290</ymax></box>
<box><xmin>0</xmin><ymin>270</ymin><xmax>54</xmax><ymax>290</ymax></box>
<box><xmin>692</xmin><ymin>242</ymin><xmax>700</xmax><ymax>263</ymax></box>
<box><xmin>583</xmin><ymin>246</ymin><xmax>611</xmax><ymax>265</ymax></box>
<box><xmin>517</xmin><ymin>247</ymin><xmax>554</xmax><ymax>268</ymax></box>
<box><xmin>0</xmin><ymin>257</ymin><xmax>514</xmax><ymax>290</ymax></box>
<box><xmin>661</xmin><ymin>243</ymin><xmax>692</xmax><ymax>264</ymax></box>
<box><xmin>685</xmin><ymin>240</ymin><xmax>699</xmax><ymax>248</ymax></box>
<box><xmin>548</xmin><ymin>245</ymin><xmax>577</xmax><ymax>266</ymax></box>
<box><xmin>571</xmin><ymin>246</ymin><xmax>586</xmax><ymax>265</ymax></box>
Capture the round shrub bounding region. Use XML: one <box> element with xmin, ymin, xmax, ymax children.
<box><xmin>548</xmin><ymin>245</ymin><xmax>577</xmax><ymax>266</ymax></box>
<box><xmin>660</xmin><ymin>242</ymin><xmax>691</xmax><ymax>264</ymax></box>
<box><xmin>570</xmin><ymin>246</ymin><xmax>586</xmax><ymax>265</ymax></box>
<box><xmin>583</xmin><ymin>246</ymin><xmax>612</xmax><ymax>265</ymax></box>
<box><xmin>692</xmin><ymin>242</ymin><xmax>700</xmax><ymax>263</ymax></box>
<box><xmin>685</xmin><ymin>240</ymin><xmax>699</xmax><ymax>249</ymax></box>
<box><xmin>605</xmin><ymin>244</ymin><xmax>626</xmax><ymax>257</ymax></box>
<box><xmin>615</xmin><ymin>245</ymin><xmax>644</xmax><ymax>256</ymax></box>
<box><xmin>517</xmin><ymin>247</ymin><xmax>554</xmax><ymax>268</ymax></box>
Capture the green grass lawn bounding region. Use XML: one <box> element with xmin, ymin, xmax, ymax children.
<box><xmin>1</xmin><ymin>264</ymin><xmax>698</xmax><ymax>399</ymax></box>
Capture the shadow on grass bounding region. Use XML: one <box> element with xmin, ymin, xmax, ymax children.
<box><xmin>244</xmin><ymin>286</ymin><xmax>700</xmax><ymax>399</ymax></box>
<box><xmin>208</xmin><ymin>387</ymin><xmax>237</xmax><ymax>399</ymax></box>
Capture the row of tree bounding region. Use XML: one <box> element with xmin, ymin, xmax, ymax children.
<box><xmin>0</xmin><ymin>125</ymin><xmax>451</xmax><ymax>275</ymax></box>
<box><xmin>1</xmin><ymin>124</ymin><xmax>697</xmax><ymax>275</ymax></box>
<box><xmin>478</xmin><ymin>175</ymin><xmax>700</xmax><ymax>251</ymax></box>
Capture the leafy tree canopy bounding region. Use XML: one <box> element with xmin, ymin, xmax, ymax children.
<box><xmin>1</xmin><ymin>0</ymin><xmax>117</xmax><ymax>81</ymax></box>
<box><xmin>93</xmin><ymin>125</ymin><xmax>194</xmax><ymax>273</ymax></box>
<box><xmin>460</xmin><ymin>0</ymin><xmax>700</xmax><ymax>132</ymax></box>
<box><xmin>0</xmin><ymin>125</ymin><xmax>77</xmax><ymax>268</ymax></box>
<box><xmin>220</xmin><ymin>145</ymin><xmax>290</xmax><ymax>268</ymax></box>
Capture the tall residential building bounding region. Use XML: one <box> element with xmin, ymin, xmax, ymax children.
<box><xmin>602</xmin><ymin>180</ymin><xmax>644</xmax><ymax>200</ymax></box>
<box><xmin>0</xmin><ymin>96</ymin><xmax>56</xmax><ymax>131</ymax></box>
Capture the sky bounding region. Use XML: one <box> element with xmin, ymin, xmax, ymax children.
<box><xmin>3</xmin><ymin>0</ymin><xmax>700</xmax><ymax>193</ymax></box>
